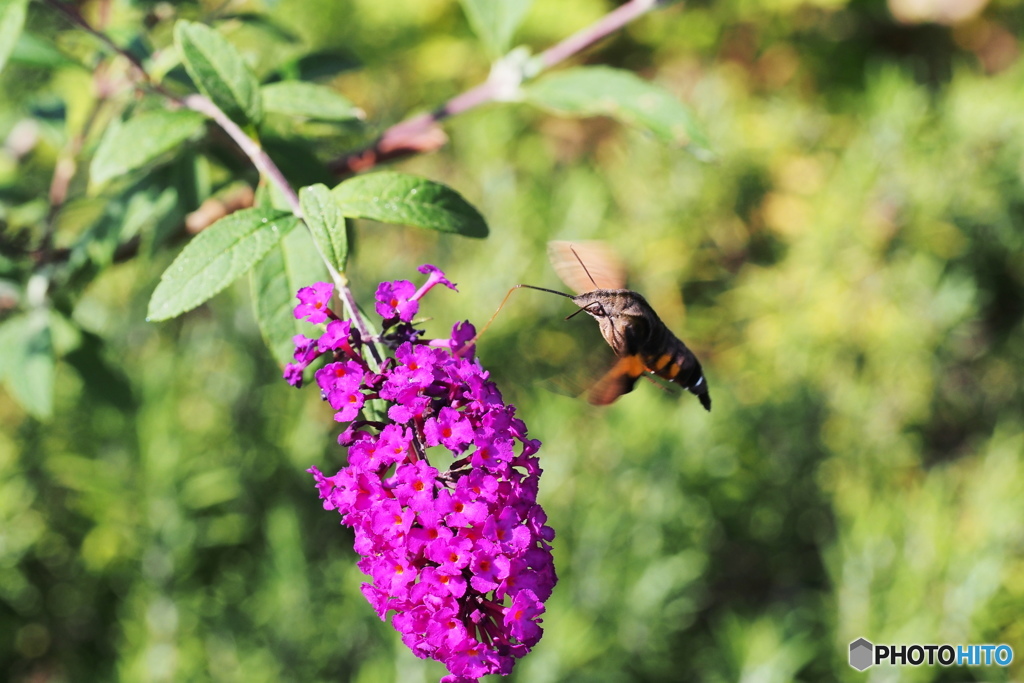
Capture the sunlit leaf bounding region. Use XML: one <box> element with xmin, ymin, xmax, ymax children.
<box><xmin>148</xmin><ymin>208</ymin><xmax>298</xmax><ymax>321</ymax></box>
<box><xmin>524</xmin><ymin>66</ymin><xmax>712</xmax><ymax>157</ymax></box>
<box><xmin>221</xmin><ymin>13</ymin><xmax>301</xmax><ymax>44</ymax></box>
<box><xmin>332</xmin><ymin>172</ymin><xmax>487</xmax><ymax>238</ymax></box>
<box><xmin>261</xmin><ymin>81</ymin><xmax>363</xmax><ymax>121</ymax></box>
<box><xmin>9</xmin><ymin>31</ymin><xmax>75</xmax><ymax>68</ymax></box>
<box><xmin>459</xmin><ymin>0</ymin><xmax>533</xmax><ymax>56</ymax></box>
<box><xmin>299</xmin><ymin>184</ymin><xmax>347</xmax><ymax>274</ymax></box>
<box><xmin>0</xmin><ymin>310</ymin><xmax>55</xmax><ymax>419</ymax></box>
<box><xmin>90</xmin><ymin>108</ymin><xmax>207</xmax><ymax>190</ymax></box>
<box><xmin>175</xmin><ymin>20</ymin><xmax>263</xmax><ymax>126</ymax></box>
<box><xmin>0</xmin><ymin>0</ymin><xmax>28</xmax><ymax>74</ymax></box>
<box><xmin>250</xmin><ymin>226</ymin><xmax>328</xmax><ymax>366</ymax></box>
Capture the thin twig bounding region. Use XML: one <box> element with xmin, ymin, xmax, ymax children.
<box><xmin>42</xmin><ymin>76</ymin><xmax>109</xmax><ymax>260</ymax></box>
<box><xmin>40</xmin><ymin>0</ymin><xmax>385</xmax><ymax>345</ymax></box>
<box><xmin>42</xmin><ymin>0</ymin><xmax>174</xmax><ymax>98</ymax></box>
<box><xmin>536</xmin><ymin>0</ymin><xmax>660</xmax><ymax>68</ymax></box>
<box><xmin>42</xmin><ymin>0</ymin><xmax>301</xmax><ymax>216</ymax></box>
<box><xmin>328</xmin><ymin>0</ymin><xmax>664</xmax><ymax>176</ymax></box>
<box><xmin>179</xmin><ymin>95</ymin><xmax>301</xmax><ymax>215</ymax></box>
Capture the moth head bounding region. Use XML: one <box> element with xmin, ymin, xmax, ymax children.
<box><xmin>570</xmin><ymin>291</ymin><xmax>611</xmax><ymax>319</ymax></box>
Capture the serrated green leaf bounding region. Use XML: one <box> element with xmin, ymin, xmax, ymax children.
<box><xmin>299</xmin><ymin>184</ymin><xmax>347</xmax><ymax>274</ymax></box>
<box><xmin>90</xmin><ymin>108</ymin><xmax>207</xmax><ymax>190</ymax></box>
<box><xmin>332</xmin><ymin>172</ymin><xmax>488</xmax><ymax>238</ymax></box>
<box><xmin>524</xmin><ymin>66</ymin><xmax>712</xmax><ymax>157</ymax></box>
<box><xmin>261</xmin><ymin>81</ymin><xmax>363</xmax><ymax>122</ymax></box>
<box><xmin>148</xmin><ymin>208</ymin><xmax>298</xmax><ymax>321</ymax></box>
<box><xmin>250</xmin><ymin>228</ymin><xmax>329</xmax><ymax>365</ymax></box>
<box><xmin>459</xmin><ymin>0</ymin><xmax>532</xmax><ymax>56</ymax></box>
<box><xmin>0</xmin><ymin>311</ymin><xmax>55</xmax><ymax>419</ymax></box>
<box><xmin>175</xmin><ymin>20</ymin><xmax>263</xmax><ymax>126</ymax></box>
<box><xmin>0</xmin><ymin>0</ymin><xmax>27</xmax><ymax>74</ymax></box>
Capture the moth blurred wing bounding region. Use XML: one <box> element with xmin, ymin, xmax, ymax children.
<box><xmin>548</xmin><ymin>241</ymin><xmax>627</xmax><ymax>294</ymax></box>
<box><xmin>587</xmin><ymin>354</ymin><xmax>646</xmax><ymax>405</ymax></box>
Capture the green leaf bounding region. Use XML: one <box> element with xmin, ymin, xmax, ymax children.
<box><xmin>90</xmin><ymin>108</ymin><xmax>207</xmax><ymax>190</ymax></box>
<box><xmin>299</xmin><ymin>184</ymin><xmax>347</xmax><ymax>274</ymax></box>
<box><xmin>261</xmin><ymin>81</ymin><xmax>363</xmax><ymax>122</ymax></box>
<box><xmin>459</xmin><ymin>0</ymin><xmax>532</xmax><ymax>56</ymax></box>
<box><xmin>332</xmin><ymin>172</ymin><xmax>488</xmax><ymax>238</ymax></box>
<box><xmin>120</xmin><ymin>184</ymin><xmax>181</xmax><ymax>243</ymax></box>
<box><xmin>148</xmin><ymin>208</ymin><xmax>298</xmax><ymax>321</ymax></box>
<box><xmin>9</xmin><ymin>31</ymin><xmax>75</xmax><ymax>69</ymax></box>
<box><xmin>250</xmin><ymin>227</ymin><xmax>328</xmax><ymax>365</ymax></box>
<box><xmin>0</xmin><ymin>0</ymin><xmax>27</xmax><ymax>74</ymax></box>
<box><xmin>64</xmin><ymin>331</ymin><xmax>133</xmax><ymax>411</ymax></box>
<box><xmin>524</xmin><ymin>66</ymin><xmax>712</xmax><ymax>157</ymax></box>
<box><xmin>72</xmin><ymin>183</ymin><xmax>181</xmax><ymax>272</ymax></box>
<box><xmin>0</xmin><ymin>311</ymin><xmax>55</xmax><ymax>419</ymax></box>
<box><xmin>221</xmin><ymin>13</ymin><xmax>301</xmax><ymax>44</ymax></box>
<box><xmin>175</xmin><ymin>20</ymin><xmax>263</xmax><ymax>126</ymax></box>
<box><xmin>0</xmin><ymin>315</ymin><xmax>19</xmax><ymax>385</ymax></box>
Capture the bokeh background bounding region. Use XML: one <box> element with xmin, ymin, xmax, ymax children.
<box><xmin>3</xmin><ymin>0</ymin><xmax>1024</xmax><ymax>680</ymax></box>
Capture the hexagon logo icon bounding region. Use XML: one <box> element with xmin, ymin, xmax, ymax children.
<box><xmin>849</xmin><ymin>638</ymin><xmax>874</xmax><ymax>671</ymax></box>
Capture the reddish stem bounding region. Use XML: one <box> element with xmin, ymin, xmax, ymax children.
<box><xmin>328</xmin><ymin>0</ymin><xmax>664</xmax><ymax>176</ymax></box>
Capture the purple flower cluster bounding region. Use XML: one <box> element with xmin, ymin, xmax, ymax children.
<box><xmin>287</xmin><ymin>265</ymin><xmax>556</xmax><ymax>682</ymax></box>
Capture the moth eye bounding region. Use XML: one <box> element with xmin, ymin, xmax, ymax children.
<box><xmin>588</xmin><ymin>303</ymin><xmax>606</xmax><ymax>317</ymax></box>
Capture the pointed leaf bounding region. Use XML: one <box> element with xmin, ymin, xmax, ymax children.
<box><xmin>332</xmin><ymin>172</ymin><xmax>487</xmax><ymax>238</ymax></box>
<box><xmin>0</xmin><ymin>311</ymin><xmax>55</xmax><ymax>419</ymax></box>
<box><xmin>261</xmin><ymin>81</ymin><xmax>363</xmax><ymax>121</ymax></box>
<box><xmin>524</xmin><ymin>66</ymin><xmax>712</xmax><ymax>157</ymax></box>
<box><xmin>0</xmin><ymin>0</ymin><xmax>28</xmax><ymax>74</ymax></box>
<box><xmin>175</xmin><ymin>20</ymin><xmax>263</xmax><ymax>126</ymax></box>
<box><xmin>148</xmin><ymin>208</ymin><xmax>298</xmax><ymax>321</ymax></box>
<box><xmin>299</xmin><ymin>184</ymin><xmax>348</xmax><ymax>274</ymax></box>
<box><xmin>459</xmin><ymin>0</ymin><xmax>532</xmax><ymax>56</ymax></box>
<box><xmin>90</xmin><ymin>108</ymin><xmax>207</xmax><ymax>190</ymax></box>
<box><xmin>251</xmin><ymin>227</ymin><xmax>329</xmax><ymax>365</ymax></box>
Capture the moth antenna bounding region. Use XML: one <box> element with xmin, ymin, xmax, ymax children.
<box><xmin>570</xmin><ymin>244</ymin><xmax>600</xmax><ymax>289</ymax></box>
<box><xmin>517</xmin><ymin>284</ymin><xmax>575</xmax><ymax>300</ymax></box>
<box><xmin>456</xmin><ymin>284</ymin><xmax>573</xmax><ymax>357</ymax></box>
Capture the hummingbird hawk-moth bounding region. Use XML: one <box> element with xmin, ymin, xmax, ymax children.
<box><xmin>488</xmin><ymin>241</ymin><xmax>712</xmax><ymax>410</ymax></box>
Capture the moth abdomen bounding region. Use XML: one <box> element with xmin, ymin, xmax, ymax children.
<box><xmin>642</xmin><ymin>337</ymin><xmax>712</xmax><ymax>412</ymax></box>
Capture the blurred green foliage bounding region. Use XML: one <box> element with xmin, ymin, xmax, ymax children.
<box><xmin>2</xmin><ymin>0</ymin><xmax>1024</xmax><ymax>681</ymax></box>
